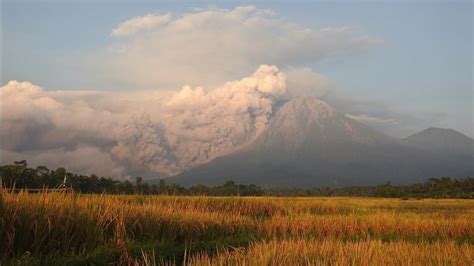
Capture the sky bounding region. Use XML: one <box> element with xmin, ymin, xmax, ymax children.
<box><xmin>0</xmin><ymin>0</ymin><xmax>472</xmax><ymax>177</ymax></box>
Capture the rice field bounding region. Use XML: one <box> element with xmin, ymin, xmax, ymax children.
<box><xmin>0</xmin><ymin>191</ymin><xmax>472</xmax><ymax>265</ymax></box>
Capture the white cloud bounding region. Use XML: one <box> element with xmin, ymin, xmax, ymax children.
<box><xmin>102</xmin><ymin>6</ymin><xmax>379</xmax><ymax>89</ymax></box>
<box><xmin>111</xmin><ymin>13</ymin><xmax>172</xmax><ymax>37</ymax></box>
<box><xmin>0</xmin><ymin>81</ymin><xmax>120</xmax><ymax>151</ymax></box>
<box><xmin>345</xmin><ymin>114</ymin><xmax>398</xmax><ymax>125</ymax></box>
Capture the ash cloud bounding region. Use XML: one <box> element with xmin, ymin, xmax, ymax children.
<box><xmin>0</xmin><ymin>67</ymin><xmax>439</xmax><ymax>178</ymax></box>
<box><xmin>0</xmin><ymin>6</ymin><xmax>386</xmax><ymax>178</ymax></box>
<box><xmin>1</xmin><ymin>65</ymin><xmax>291</xmax><ymax>178</ymax></box>
<box><xmin>99</xmin><ymin>6</ymin><xmax>379</xmax><ymax>89</ymax></box>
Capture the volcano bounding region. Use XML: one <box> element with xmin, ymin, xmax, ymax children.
<box><xmin>167</xmin><ymin>97</ymin><xmax>474</xmax><ymax>186</ymax></box>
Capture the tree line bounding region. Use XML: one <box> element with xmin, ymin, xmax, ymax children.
<box><xmin>1</xmin><ymin>161</ymin><xmax>473</xmax><ymax>198</ymax></box>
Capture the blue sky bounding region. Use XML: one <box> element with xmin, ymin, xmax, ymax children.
<box><xmin>2</xmin><ymin>0</ymin><xmax>473</xmax><ymax>137</ymax></box>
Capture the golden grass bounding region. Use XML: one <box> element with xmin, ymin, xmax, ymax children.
<box><xmin>189</xmin><ymin>239</ymin><xmax>473</xmax><ymax>266</ymax></box>
<box><xmin>1</xmin><ymin>191</ymin><xmax>473</xmax><ymax>265</ymax></box>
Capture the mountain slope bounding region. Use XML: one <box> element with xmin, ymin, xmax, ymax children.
<box><xmin>168</xmin><ymin>97</ymin><xmax>474</xmax><ymax>187</ymax></box>
<box><xmin>251</xmin><ymin>97</ymin><xmax>400</xmax><ymax>154</ymax></box>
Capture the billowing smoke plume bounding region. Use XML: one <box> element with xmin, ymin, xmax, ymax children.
<box><xmin>1</xmin><ymin>65</ymin><xmax>289</xmax><ymax>178</ymax></box>
<box><xmin>0</xmin><ymin>6</ymin><xmax>389</xmax><ymax>178</ymax></box>
<box><xmin>110</xmin><ymin>65</ymin><xmax>287</xmax><ymax>175</ymax></box>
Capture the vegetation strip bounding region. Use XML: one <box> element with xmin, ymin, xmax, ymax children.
<box><xmin>1</xmin><ymin>162</ymin><xmax>473</xmax><ymax>198</ymax></box>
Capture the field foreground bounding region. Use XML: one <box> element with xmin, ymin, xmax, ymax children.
<box><xmin>0</xmin><ymin>192</ymin><xmax>473</xmax><ymax>265</ymax></box>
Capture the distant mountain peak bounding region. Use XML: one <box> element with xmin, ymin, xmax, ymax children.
<box><xmin>421</xmin><ymin>127</ymin><xmax>460</xmax><ymax>134</ymax></box>
<box><xmin>404</xmin><ymin>127</ymin><xmax>474</xmax><ymax>155</ymax></box>
<box><xmin>406</xmin><ymin>127</ymin><xmax>472</xmax><ymax>140</ymax></box>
